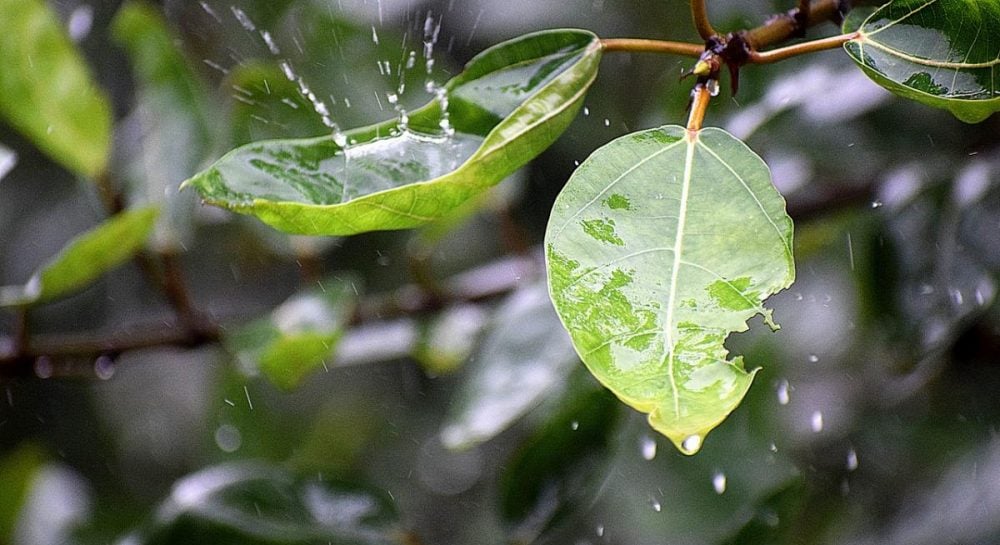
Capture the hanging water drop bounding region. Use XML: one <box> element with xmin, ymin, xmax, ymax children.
<box><xmin>94</xmin><ymin>356</ymin><xmax>115</xmax><ymax>380</ymax></box>
<box><xmin>34</xmin><ymin>356</ymin><xmax>53</xmax><ymax>379</ymax></box>
<box><xmin>681</xmin><ymin>434</ymin><xmax>702</xmax><ymax>454</ymax></box>
<box><xmin>712</xmin><ymin>471</ymin><xmax>727</xmax><ymax>494</ymax></box>
<box><xmin>640</xmin><ymin>436</ymin><xmax>657</xmax><ymax>460</ymax></box>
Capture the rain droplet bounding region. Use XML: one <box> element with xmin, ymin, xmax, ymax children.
<box><xmin>570</xmin><ymin>420</ymin><xmax>579</xmax><ymax>431</ymax></box>
<box><xmin>846</xmin><ymin>448</ymin><xmax>859</xmax><ymax>471</ymax></box>
<box><xmin>230</xmin><ymin>6</ymin><xmax>256</xmax><ymax>32</ymax></box>
<box><xmin>681</xmin><ymin>434</ymin><xmax>702</xmax><ymax>454</ymax></box>
<box><xmin>34</xmin><ymin>356</ymin><xmax>53</xmax><ymax>379</ymax></box>
<box><xmin>596</xmin><ymin>525</ymin><xmax>605</xmax><ymax>537</ymax></box>
<box><xmin>67</xmin><ymin>5</ymin><xmax>94</xmax><ymax>42</ymax></box>
<box><xmin>776</xmin><ymin>379</ymin><xmax>790</xmax><ymax>405</ymax></box>
<box><xmin>651</xmin><ymin>498</ymin><xmax>662</xmax><ymax>512</ymax></box>
<box><xmin>810</xmin><ymin>411</ymin><xmax>824</xmax><ymax>433</ymax></box>
<box><xmin>712</xmin><ymin>471</ymin><xmax>727</xmax><ymax>494</ymax></box>
<box><xmin>583</xmin><ymin>106</ymin><xmax>590</xmax><ymax>116</ymax></box>
<box><xmin>808</xmin><ymin>354</ymin><xmax>819</xmax><ymax>363</ymax></box>
<box><xmin>214</xmin><ymin>424</ymin><xmax>242</xmax><ymax>453</ymax></box>
<box><xmin>640</xmin><ymin>436</ymin><xmax>657</xmax><ymax>460</ymax></box>
<box><xmin>603</xmin><ymin>118</ymin><xmax>610</xmax><ymax>127</ymax></box>
<box><xmin>870</xmin><ymin>200</ymin><xmax>883</xmax><ymax>209</ymax></box>
<box><xmin>94</xmin><ymin>356</ymin><xmax>115</xmax><ymax>380</ymax></box>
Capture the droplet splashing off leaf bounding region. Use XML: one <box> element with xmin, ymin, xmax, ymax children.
<box><xmin>546</xmin><ymin>126</ymin><xmax>794</xmax><ymax>454</ymax></box>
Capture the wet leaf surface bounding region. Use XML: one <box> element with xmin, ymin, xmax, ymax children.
<box><xmin>183</xmin><ymin>29</ymin><xmax>602</xmax><ymax>235</ymax></box>
<box><xmin>546</xmin><ymin>126</ymin><xmax>794</xmax><ymax>453</ymax></box>
<box><xmin>844</xmin><ymin>0</ymin><xmax>1000</xmax><ymax>123</ymax></box>
<box><xmin>0</xmin><ymin>0</ymin><xmax>112</xmax><ymax>178</ymax></box>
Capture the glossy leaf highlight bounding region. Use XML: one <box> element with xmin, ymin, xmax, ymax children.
<box><xmin>183</xmin><ymin>29</ymin><xmax>601</xmax><ymax>235</ymax></box>
<box><xmin>546</xmin><ymin>126</ymin><xmax>794</xmax><ymax>454</ymax></box>
<box><xmin>0</xmin><ymin>207</ymin><xmax>160</xmax><ymax>307</ymax></box>
<box><xmin>844</xmin><ymin>0</ymin><xmax>1000</xmax><ymax>123</ymax></box>
<box><xmin>0</xmin><ymin>0</ymin><xmax>112</xmax><ymax>177</ymax></box>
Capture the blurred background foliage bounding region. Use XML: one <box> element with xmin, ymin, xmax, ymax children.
<box><xmin>1</xmin><ymin>0</ymin><xmax>1000</xmax><ymax>544</ymax></box>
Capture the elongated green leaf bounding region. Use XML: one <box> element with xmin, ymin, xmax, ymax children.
<box><xmin>0</xmin><ymin>0</ymin><xmax>112</xmax><ymax>177</ymax></box>
<box><xmin>112</xmin><ymin>1</ymin><xmax>221</xmax><ymax>252</ymax></box>
<box><xmin>132</xmin><ymin>463</ymin><xmax>398</xmax><ymax>545</ymax></box>
<box><xmin>440</xmin><ymin>283</ymin><xmax>579</xmax><ymax>450</ymax></box>
<box><xmin>183</xmin><ymin>29</ymin><xmax>602</xmax><ymax>235</ymax></box>
<box><xmin>227</xmin><ymin>276</ymin><xmax>358</xmax><ymax>390</ymax></box>
<box><xmin>545</xmin><ymin>126</ymin><xmax>794</xmax><ymax>454</ymax></box>
<box><xmin>0</xmin><ymin>207</ymin><xmax>160</xmax><ymax>307</ymax></box>
<box><xmin>844</xmin><ymin>0</ymin><xmax>1000</xmax><ymax>123</ymax></box>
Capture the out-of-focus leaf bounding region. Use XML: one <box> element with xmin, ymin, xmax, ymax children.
<box><xmin>546</xmin><ymin>126</ymin><xmax>795</xmax><ymax>454</ymax></box>
<box><xmin>0</xmin><ymin>444</ymin><xmax>45</xmax><ymax>542</ymax></box>
<box><xmin>0</xmin><ymin>0</ymin><xmax>112</xmax><ymax>178</ymax></box>
<box><xmin>412</xmin><ymin>304</ymin><xmax>490</xmax><ymax>376</ymax></box>
<box><xmin>499</xmin><ymin>374</ymin><xmax>619</xmax><ymax>541</ymax></box>
<box><xmin>440</xmin><ymin>283</ymin><xmax>580</xmax><ymax>450</ymax></box>
<box><xmin>227</xmin><ymin>276</ymin><xmax>359</xmax><ymax>390</ymax></box>
<box><xmin>843</xmin><ymin>1</ymin><xmax>1000</xmax><ymax>123</ymax></box>
<box><xmin>182</xmin><ymin>29</ymin><xmax>602</xmax><ymax>235</ymax></box>
<box><xmin>130</xmin><ymin>463</ymin><xmax>398</xmax><ymax>545</ymax></box>
<box><xmin>0</xmin><ymin>207</ymin><xmax>160</xmax><ymax>307</ymax></box>
<box><xmin>112</xmin><ymin>1</ymin><xmax>222</xmax><ymax>252</ymax></box>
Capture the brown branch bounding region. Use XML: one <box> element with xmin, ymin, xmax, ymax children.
<box><xmin>746</xmin><ymin>0</ymin><xmax>848</xmax><ymax>50</ymax></box>
<box><xmin>687</xmin><ymin>83</ymin><xmax>713</xmax><ymax>132</ymax></box>
<box><xmin>600</xmin><ymin>38</ymin><xmax>703</xmax><ymax>58</ymax></box>
<box><xmin>690</xmin><ymin>0</ymin><xmax>717</xmax><ymax>40</ymax></box>
<box><xmin>748</xmin><ymin>32</ymin><xmax>858</xmax><ymax>64</ymax></box>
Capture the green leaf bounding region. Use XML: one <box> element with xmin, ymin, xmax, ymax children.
<box><xmin>843</xmin><ymin>0</ymin><xmax>1000</xmax><ymax>123</ymax></box>
<box><xmin>0</xmin><ymin>444</ymin><xmax>46</xmax><ymax>542</ymax></box>
<box><xmin>440</xmin><ymin>283</ymin><xmax>580</xmax><ymax>450</ymax></box>
<box><xmin>132</xmin><ymin>463</ymin><xmax>398</xmax><ymax>545</ymax></box>
<box><xmin>227</xmin><ymin>276</ymin><xmax>358</xmax><ymax>390</ymax></box>
<box><xmin>183</xmin><ymin>29</ymin><xmax>602</xmax><ymax>235</ymax></box>
<box><xmin>112</xmin><ymin>1</ymin><xmax>222</xmax><ymax>251</ymax></box>
<box><xmin>0</xmin><ymin>207</ymin><xmax>160</xmax><ymax>307</ymax></box>
<box><xmin>545</xmin><ymin>126</ymin><xmax>795</xmax><ymax>454</ymax></box>
<box><xmin>0</xmin><ymin>0</ymin><xmax>112</xmax><ymax>177</ymax></box>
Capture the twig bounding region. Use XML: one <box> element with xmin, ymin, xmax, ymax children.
<box><xmin>748</xmin><ymin>32</ymin><xmax>858</xmax><ymax>64</ymax></box>
<box><xmin>600</xmin><ymin>38</ymin><xmax>703</xmax><ymax>58</ymax></box>
<box><xmin>160</xmin><ymin>252</ymin><xmax>217</xmax><ymax>341</ymax></box>
<box><xmin>746</xmin><ymin>0</ymin><xmax>848</xmax><ymax>50</ymax></box>
<box><xmin>690</xmin><ymin>0</ymin><xmax>717</xmax><ymax>40</ymax></box>
<box><xmin>687</xmin><ymin>83</ymin><xmax>713</xmax><ymax>132</ymax></box>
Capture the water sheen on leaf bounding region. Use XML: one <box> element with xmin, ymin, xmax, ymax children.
<box><xmin>182</xmin><ymin>29</ymin><xmax>601</xmax><ymax>235</ymax></box>
<box><xmin>545</xmin><ymin>126</ymin><xmax>794</xmax><ymax>454</ymax></box>
<box><xmin>843</xmin><ymin>0</ymin><xmax>1000</xmax><ymax>123</ymax></box>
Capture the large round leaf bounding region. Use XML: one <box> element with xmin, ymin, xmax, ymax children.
<box><xmin>843</xmin><ymin>0</ymin><xmax>1000</xmax><ymax>123</ymax></box>
<box><xmin>545</xmin><ymin>126</ymin><xmax>794</xmax><ymax>454</ymax></box>
<box><xmin>183</xmin><ymin>29</ymin><xmax>602</xmax><ymax>235</ymax></box>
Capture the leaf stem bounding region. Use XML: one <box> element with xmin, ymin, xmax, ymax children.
<box><xmin>748</xmin><ymin>32</ymin><xmax>858</xmax><ymax>64</ymax></box>
<box><xmin>690</xmin><ymin>0</ymin><xmax>718</xmax><ymax>40</ymax></box>
<box><xmin>600</xmin><ymin>38</ymin><xmax>703</xmax><ymax>58</ymax></box>
<box><xmin>687</xmin><ymin>83</ymin><xmax>712</xmax><ymax>132</ymax></box>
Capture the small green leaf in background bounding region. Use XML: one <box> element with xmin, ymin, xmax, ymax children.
<box><xmin>0</xmin><ymin>207</ymin><xmax>160</xmax><ymax>307</ymax></box>
<box><xmin>0</xmin><ymin>444</ymin><xmax>46</xmax><ymax>542</ymax></box>
<box><xmin>183</xmin><ymin>29</ymin><xmax>602</xmax><ymax>236</ymax></box>
<box><xmin>843</xmin><ymin>0</ymin><xmax>1000</xmax><ymax>123</ymax></box>
<box><xmin>0</xmin><ymin>0</ymin><xmax>112</xmax><ymax>178</ymax></box>
<box><xmin>131</xmin><ymin>463</ymin><xmax>398</xmax><ymax>545</ymax></box>
<box><xmin>112</xmin><ymin>1</ymin><xmax>223</xmax><ymax>252</ymax></box>
<box><xmin>546</xmin><ymin>126</ymin><xmax>794</xmax><ymax>454</ymax></box>
<box><xmin>440</xmin><ymin>283</ymin><xmax>581</xmax><ymax>450</ymax></box>
<box><xmin>227</xmin><ymin>276</ymin><xmax>358</xmax><ymax>390</ymax></box>
<box><xmin>412</xmin><ymin>304</ymin><xmax>490</xmax><ymax>376</ymax></box>
<box><xmin>228</xmin><ymin>62</ymin><xmax>332</xmax><ymax>146</ymax></box>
